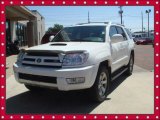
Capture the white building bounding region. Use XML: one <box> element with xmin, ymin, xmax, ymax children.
<box><xmin>6</xmin><ymin>6</ymin><xmax>45</xmax><ymax>47</ymax></box>
<box><xmin>30</xmin><ymin>10</ymin><xmax>45</xmax><ymax>45</ymax></box>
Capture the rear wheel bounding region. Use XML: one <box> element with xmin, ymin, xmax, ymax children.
<box><xmin>125</xmin><ymin>54</ymin><xmax>134</xmax><ymax>76</ymax></box>
<box><xmin>89</xmin><ymin>66</ymin><xmax>110</xmax><ymax>102</ymax></box>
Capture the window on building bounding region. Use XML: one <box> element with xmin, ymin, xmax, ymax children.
<box><xmin>16</xmin><ymin>22</ymin><xmax>27</xmax><ymax>47</ymax></box>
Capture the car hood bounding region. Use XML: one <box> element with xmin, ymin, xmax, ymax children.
<box><xmin>25</xmin><ymin>42</ymin><xmax>106</xmax><ymax>53</ymax></box>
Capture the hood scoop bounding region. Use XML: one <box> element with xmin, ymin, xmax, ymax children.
<box><xmin>50</xmin><ymin>43</ymin><xmax>67</xmax><ymax>46</ymax></box>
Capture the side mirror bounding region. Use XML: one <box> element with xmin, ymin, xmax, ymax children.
<box><xmin>111</xmin><ymin>34</ymin><xmax>124</xmax><ymax>43</ymax></box>
<box><xmin>49</xmin><ymin>35</ymin><xmax>54</xmax><ymax>42</ymax></box>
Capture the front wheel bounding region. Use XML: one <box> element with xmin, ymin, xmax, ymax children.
<box><xmin>89</xmin><ymin>66</ymin><xmax>110</xmax><ymax>102</ymax></box>
<box><xmin>125</xmin><ymin>54</ymin><xmax>134</xmax><ymax>76</ymax></box>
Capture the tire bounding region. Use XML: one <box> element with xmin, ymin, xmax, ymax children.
<box><xmin>25</xmin><ymin>84</ymin><xmax>44</xmax><ymax>92</ymax></box>
<box><xmin>125</xmin><ymin>54</ymin><xmax>134</xmax><ymax>76</ymax></box>
<box><xmin>89</xmin><ymin>66</ymin><xmax>110</xmax><ymax>102</ymax></box>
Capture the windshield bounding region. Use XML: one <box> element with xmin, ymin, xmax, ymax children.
<box><xmin>51</xmin><ymin>26</ymin><xmax>106</xmax><ymax>42</ymax></box>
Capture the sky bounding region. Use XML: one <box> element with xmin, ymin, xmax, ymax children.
<box><xmin>27</xmin><ymin>6</ymin><xmax>154</xmax><ymax>32</ymax></box>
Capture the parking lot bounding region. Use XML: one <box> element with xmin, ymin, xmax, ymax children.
<box><xmin>134</xmin><ymin>45</ymin><xmax>154</xmax><ymax>71</ymax></box>
<box><xmin>6</xmin><ymin>45</ymin><xmax>154</xmax><ymax>114</ymax></box>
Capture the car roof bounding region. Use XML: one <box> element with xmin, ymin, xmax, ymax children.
<box><xmin>68</xmin><ymin>22</ymin><xmax>125</xmax><ymax>28</ymax></box>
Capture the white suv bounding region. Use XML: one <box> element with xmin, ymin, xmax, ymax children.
<box><xmin>13</xmin><ymin>22</ymin><xmax>135</xmax><ymax>102</ymax></box>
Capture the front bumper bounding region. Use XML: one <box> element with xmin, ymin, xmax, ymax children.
<box><xmin>13</xmin><ymin>63</ymin><xmax>99</xmax><ymax>91</ymax></box>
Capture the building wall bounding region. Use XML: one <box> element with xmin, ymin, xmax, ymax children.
<box><xmin>41</xmin><ymin>17</ymin><xmax>45</xmax><ymax>44</ymax></box>
<box><xmin>31</xmin><ymin>11</ymin><xmax>45</xmax><ymax>45</ymax></box>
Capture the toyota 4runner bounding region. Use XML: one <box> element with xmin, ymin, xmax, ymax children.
<box><xmin>13</xmin><ymin>22</ymin><xmax>135</xmax><ymax>102</ymax></box>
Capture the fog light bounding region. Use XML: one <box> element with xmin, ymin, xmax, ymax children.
<box><xmin>66</xmin><ymin>77</ymin><xmax>85</xmax><ymax>84</ymax></box>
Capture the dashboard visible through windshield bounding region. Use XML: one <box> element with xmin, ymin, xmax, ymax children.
<box><xmin>51</xmin><ymin>26</ymin><xmax>106</xmax><ymax>42</ymax></box>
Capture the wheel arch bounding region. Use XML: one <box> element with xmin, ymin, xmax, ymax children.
<box><xmin>99</xmin><ymin>60</ymin><xmax>112</xmax><ymax>81</ymax></box>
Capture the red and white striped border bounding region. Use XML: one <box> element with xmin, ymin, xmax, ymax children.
<box><xmin>0</xmin><ymin>0</ymin><xmax>159</xmax><ymax>119</ymax></box>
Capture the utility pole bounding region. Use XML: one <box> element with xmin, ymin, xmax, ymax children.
<box><xmin>118</xmin><ymin>6</ymin><xmax>123</xmax><ymax>24</ymax></box>
<box><xmin>88</xmin><ymin>11</ymin><xmax>90</xmax><ymax>23</ymax></box>
<box><xmin>146</xmin><ymin>9</ymin><xmax>151</xmax><ymax>37</ymax></box>
<box><xmin>141</xmin><ymin>12</ymin><xmax>143</xmax><ymax>33</ymax></box>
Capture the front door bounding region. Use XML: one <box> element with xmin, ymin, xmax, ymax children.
<box><xmin>116</xmin><ymin>26</ymin><xmax>129</xmax><ymax>65</ymax></box>
<box><xmin>109</xmin><ymin>26</ymin><xmax>124</xmax><ymax>72</ymax></box>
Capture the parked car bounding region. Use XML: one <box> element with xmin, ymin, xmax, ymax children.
<box><xmin>133</xmin><ymin>37</ymin><xmax>140</xmax><ymax>43</ymax></box>
<box><xmin>136</xmin><ymin>37</ymin><xmax>153</xmax><ymax>45</ymax></box>
<box><xmin>41</xmin><ymin>33</ymin><xmax>58</xmax><ymax>44</ymax></box>
<box><xmin>145</xmin><ymin>38</ymin><xmax>153</xmax><ymax>44</ymax></box>
<box><xmin>13</xmin><ymin>22</ymin><xmax>135</xmax><ymax>102</ymax></box>
<box><xmin>135</xmin><ymin>38</ymin><xmax>145</xmax><ymax>45</ymax></box>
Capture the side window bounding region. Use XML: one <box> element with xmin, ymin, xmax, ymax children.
<box><xmin>109</xmin><ymin>26</ymin><xmax>118</xmax><ymax>37</ymax></box>
<box><xmin>116</xmin><ymin>27</ymin><xmax>127</xmax><ymax>40</ymax></box>
<box><xmin>125</xmin><ymin>28</ymin><xmax>132</xmax><ymax>39</ymax></box>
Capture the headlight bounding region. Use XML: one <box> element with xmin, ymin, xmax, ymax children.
<box><xmin>17</xmin><ymin>49</ymin><xmax>25</xmax><ymax>63</ymax></box>
<box><xmin>62</xmin><ymin>52</ymin><xmax>89</xmax><ymax>66</ymax></box>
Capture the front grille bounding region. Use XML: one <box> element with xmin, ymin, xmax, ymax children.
<box><xmin>19</xmin><ymin>73</ymin><xmax>57</xmax><ymax>84</ymax></box>
<box><xmin>27</xmin><ymin>51</ymin><xmax>59</xmax><ymax>57</ymax></box>
<box><xmin>22</xmin><ymin>51</ymin><xmax>62</xmax><ymax>68</ymax></box>
<box><xmin>44</xmin><ymin>59</ymin><xmax>59</xmax><ymax>63</ymax></box>
<box><xmin>23</xmin><ymin>58</ymin><xmax>35</xmax><ymax>62</ymax></box>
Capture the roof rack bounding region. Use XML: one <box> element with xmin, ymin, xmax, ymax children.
<box><xmin>76</xmin><ymin>22</ymin><xmax>125</xmax><ymax>27</ymax></box>
<box><xmin>111</xmin><ymin>22</ymin><xmax>125</xmax><ymax>27</ymax></box>
<box><xmin>76</xmin><ymin>22</ymin><xmax>109</xmax><ymax>25</ymax></box>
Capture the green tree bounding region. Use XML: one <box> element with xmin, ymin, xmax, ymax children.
<box><xmin>46</xmin><ymin>24</ymin><xmax>63</xmax><ymax>33</ymax></box>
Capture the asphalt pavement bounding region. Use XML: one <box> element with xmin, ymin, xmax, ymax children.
<box><xmin>134</xmin><ymin>45</ymin><xmax>154</xmax><ymax>71</ymax></box>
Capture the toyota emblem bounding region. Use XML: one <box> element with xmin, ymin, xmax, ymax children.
<box><xmin>36</xmin><ymin>58</ymin><xmax>42</xmax><ymax>63</ymax></box>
